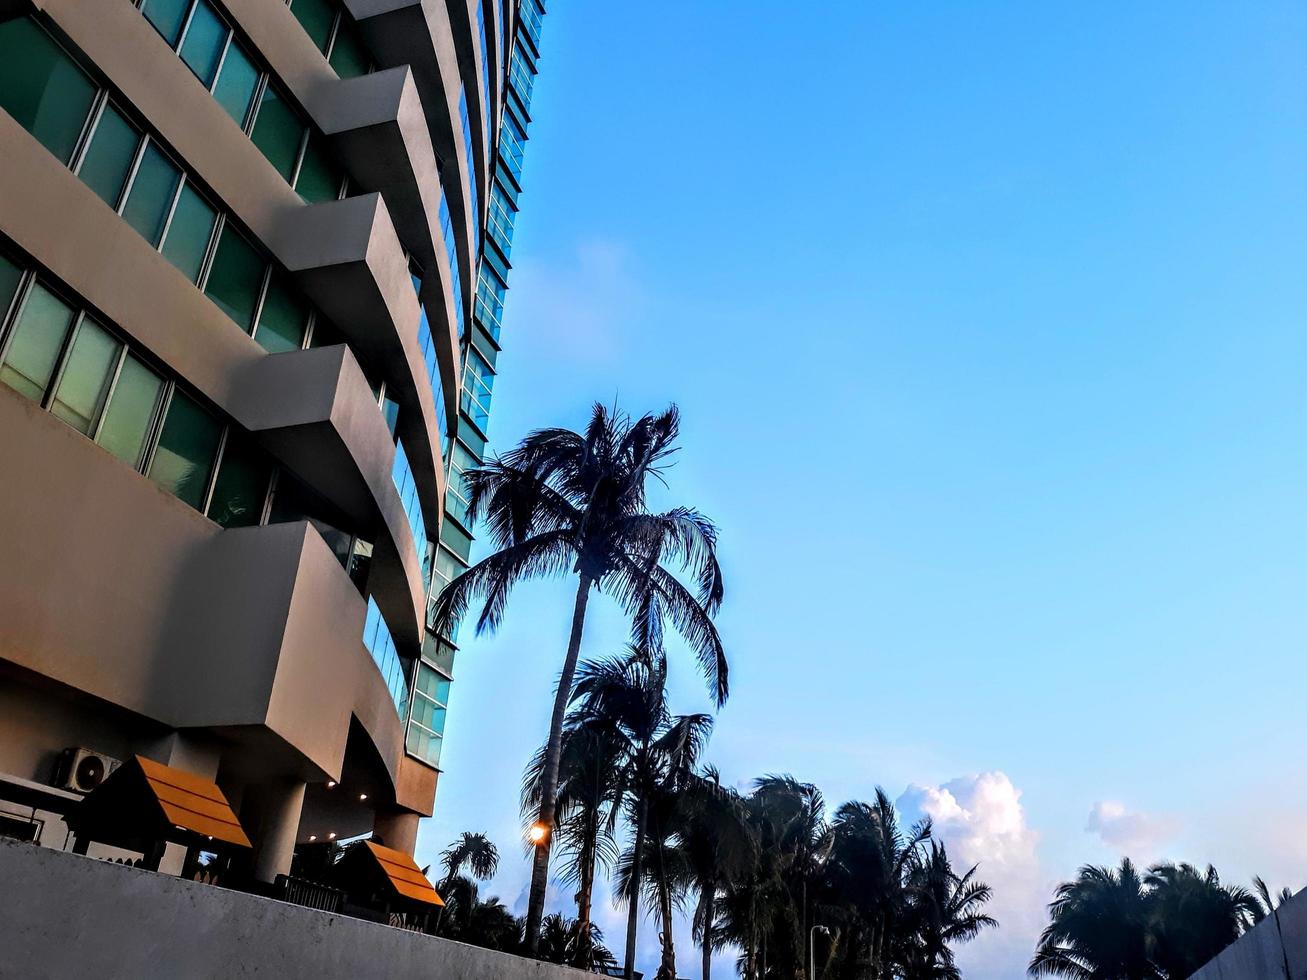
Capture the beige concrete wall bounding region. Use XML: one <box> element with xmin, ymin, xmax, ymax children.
<box><xmin>0</xmin><ymin>838</ymin><xmax>594</xmax><ymax>980</ymax></box>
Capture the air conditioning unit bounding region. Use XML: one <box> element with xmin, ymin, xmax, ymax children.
<box><xmin>54</xmin><ymin>748</ymin><xmax>122</xmax><ymax>794</ymax></box>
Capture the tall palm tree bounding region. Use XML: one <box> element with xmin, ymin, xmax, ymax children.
<box><xmin>902</xmin><ymin>841</ymin><xmax>996</xmax><ymax>978</ymax></box>
<box><xmin>537</xmin><ymin>912</ymin><xmax>619</xmax><ymax>972</ymax></box>
<box><xmin>431</xmin><ymin>403</ymin><xmax>728</xmax><ymax>952</ymax></box>
<box><xmin>1029</xmin><ymin>859</ymin><xmax>1159</xmax><ymax>980</ymax></box>
<box><xmin>1144</xmin><ymin>862</ymin><xmax>1261</xmax><ymax>978</ymax></box>
<box><xmin>522</xmin><ymin>711</ymin><xmax>623</xmax><ymax>965</ymax></box>
<box><xmin>673</xmin><ymin>768</ymin><xmax>756</xmax><ymax>980</ymax></box>
<box><xmin>569</xmin><ymin>650</ymin><xmax>713</xmax><ymax>979</ymax></box>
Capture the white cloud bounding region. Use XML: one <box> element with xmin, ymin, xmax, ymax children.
<box><xmin>1086</xmin><ymin>801</ymin><xmax>1179</xmax><ymax>858</ymax></box>
<box><xmin>898</xmin><ymin>772</ymin><xmax>1047</xmax><ymax>980</ymax></box>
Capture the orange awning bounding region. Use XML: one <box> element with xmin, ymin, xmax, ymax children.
<box><xmin>364</xmin><ymin>840</ymin><xmax>444</xmax><ymax>907</ymax></box>
<box><xmin>136</xmin><ymin>756</ymin><xmax>250</xmax><ymax>848</ymax></box>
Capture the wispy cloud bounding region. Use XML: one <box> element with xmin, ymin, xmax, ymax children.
<box><xmin>1086</xmin><ymin>801</ymin><xmax>1179</xmax><ymax>859</ymax></box>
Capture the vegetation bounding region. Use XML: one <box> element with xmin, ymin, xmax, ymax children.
<box><xmin>431</xmin><ymin>403</ymin><xmax>727</xmax><ymax>952</ymax></box>
<box><xmin>1029</xmin><ymin>858</ymin><xmax>1284</xmax><ymax>979</ymax></box>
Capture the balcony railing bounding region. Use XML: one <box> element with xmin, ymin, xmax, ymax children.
<box><xmin>363</xmin><ymin>596</ymin><xmax>409</xmax><ymax>718</ymax></box>
<box><xmin>390</xmin><ymin>442</ymin><xmax>430</xmax><ymax>590</ymax></box>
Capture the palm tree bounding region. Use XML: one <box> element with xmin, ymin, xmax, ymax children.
<box><xmin>569</xmin><ymin>650</ymin><xmax>713</xmax><ymax>979</ymax></box>
<box><xmin>672</xmin><ymin>768</ymin><xmax>756</xmax><ymax>980</ymax></box>
<box><xmin>430</xmin><ymin>403</ymin><xmax>728</xmax><ymax>952</ymax></box>
<box><xmin>1144</xmin><ymin>862</ymin><xmax>1261</xmax><ymax>978</ymax></box>
<box><xmin>901</xmin><ymin>841</ymin><xmax>996</xmax><ymax>978</ymax></box>
<box><xmin>1253</xmin><ymin>875</ymin><xmax>1293</xmax><ymax>916</ymax></box>
<box><xmin>537</xmin><ymin>912</ymin><xmax>619</xmax><ymax>971</ymax></box>
<box><xmin>439</xmin><ymin>831</ymin><xmax>500</xmax><ymax>889</ymax></box>
<box><xmin>522</xmin><ymin>713</ymin><xmax>623</xmax><ymax>964</ymax></box>
<box><xmin>1029</xmin><ymin>859</ymin><xmax>1158</xmax><ymax>980</ymax></box>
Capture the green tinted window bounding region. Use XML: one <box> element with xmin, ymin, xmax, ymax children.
<box><xmin>140</xmin><ymin>0</ymin><xmax>192</xmax><ymax>47</ymax></box>
<box><xmin>0</xmin><ymin>18</ymin><xmax>97</xmax><ymax>164</ymax></box>
<box><xmin>254</xmin><ymin>272</ymin><xmax>309</xmax><ymax>354</ymax></box>
<box><xmin>203</xmin><ymin>224</ymin><xmax>264</xmax><ymax>329</ymax></box>
<box><xmin>207</xmin><ymin>430</ymin><xmax>270</xmax><ymax>527</ymax></box>
<box><xmin>289</xmin><ymin>0</ymin><xmax>335</xmax><ymax>53</ymax></box>
<box><xmin>250</xmin><ymin>85</ymin><xmax>303</xmax><ymax>181</ymax></box>
<box><xmin>160</xmin><ymin>182</ymin><xmax>217</xmax><ymax>282</ymax></box>
<box><xmin>212</xmin><ymin>41</ymin><xmax>259</xmax><ymax>128</ymax></box>
<box><xmin>0</xmin><ymin>282</ymin><xmax>76</xmax><ymax>403</ymax></box>
<box><xmin>328</xmin><ymin>23</ymin><xmax>370</xmax><ymax>80</ymax></box>
<box><xmin>97</xmin><ymin>354</ymin><xmax>163</xmax><ymax>468</ymax></box>
<box><xmin>50</xmin><ymin>318</ymin><xmax>121</xmax><ymax>435</ymax></box>
<box><xmin>307</xmin><ymin>317</ymin><xmax>343</xmax><ymax>349</ymax></box>
<box><xmin>294</xmin><ymin>134</ymin><xmax>341</xmax><ymax>204</ymax></box>
<box><xmin>78</xmin><ymin>105</ymin><xmax>142</xmax><ymax>208</ymax></box>
<box><xmin>121</xmin><ymin>142</ymin><xmax>181</xmax><ymax>246</ymax></box>
<box><xmin>148</xmin><ymin>390</ymin><xmax>221</xmax><ymax>509</ymax></box>
<box><xmin>0</xmin><ymin>254</ymin><xmax>22</xmax><ymax>322</ymax></box>
<box><xmin>179</xmin><ymin>1</ymin><xmax>228</xmax><ymax>87</ymax></box>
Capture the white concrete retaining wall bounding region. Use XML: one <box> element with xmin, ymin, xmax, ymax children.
<box><xmin>1189</xmin><ymin>887</ymin><xmax>1307</xmax><ymax>979</ymax></box>
<box><xmin>0</xmin><ymin>837</ymin><xmax>591</xmax><ymax>980</ymax></box>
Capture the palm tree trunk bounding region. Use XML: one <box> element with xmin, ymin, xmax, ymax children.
<box><xmin>696</xmin><ymin>885</ymin><xmax>713</xmax><ymax>980</ymax></box>
<box><xmin>655</xmin><ymin>839</ymin><xmax>676</xmax><ymax>980</ymax></box>
<box><xmin>577</xmin><ymin>835</ymin><xmax>595</xmax><ymax>964</ymax></box>
<box><xmin>623</xmin><ymin>797</ymin><xmax>648</xmax><ymax>979</ymax></box>
<box><xmin>526</xmin><ymin>573</ymin><xmax>594</xmax><ymax>954</ymax></box>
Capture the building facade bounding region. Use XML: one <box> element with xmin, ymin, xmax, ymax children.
<box><xmin>0</xmin><ymin>0</ymin><xmax>546</xmax><ymax>882</ymax></box>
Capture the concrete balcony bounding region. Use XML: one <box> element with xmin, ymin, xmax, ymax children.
<box><xmin>0</xmin><ymin>391</ymin><xmax>408</xmax><ymax>793</ymax></box>
<box><xmin>231</xmin><ymin>344</ymin><xmax>425</xmax><ymax>646</ymax></box>
<box><xmin>270</xmin><ymin>193</ymin><xmax>448</xmax><ymax>531</ymax></box>
<box><xmin>344</xmin><ymin>0</ymin><xmax>478</xmax><ymax>315</ymax></box>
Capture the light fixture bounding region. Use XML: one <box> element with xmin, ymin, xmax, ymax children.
<box><xmin>326</xmin><ymin>780</ymin><xmax>337</xmax><ymax>789</ymax></box>
<box><xmin>359</xmin><ymin>793</ymin><xmax>368</xmax><ymax>801</ymax></box>
<box><xmin>327</xmin><ymin>832</ymin><xmax>336</xmax><ymax>840</ymax></box>
<box><xmin>528</xmin><ymin>823</ymin><xmax>548</xmax><ymax>845</ymax></box>
<box><xmin>309</xmin><ymin>835</ymin><xmax>317</xmax><ymax>842</ymax></box>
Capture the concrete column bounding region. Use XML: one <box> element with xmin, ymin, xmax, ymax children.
<box><xmin>245</xmin><ymin>780</ymin><xmax>306</xmax><ymax>883</ymax></box>
<box><xmin>372</xmin><ymin>810</ymin><xmax>419</xmax><ymax>857</ymax></box>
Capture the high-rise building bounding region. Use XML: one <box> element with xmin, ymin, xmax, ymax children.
<box><xmin>413</xmin><ymin>0</ymin><xmax>548</xmax><ymax>767</ymax></box>
<box><xmin>0</xmin><ymin>0</ymin><xmax>545</xmax><ymax>881</ymax></box>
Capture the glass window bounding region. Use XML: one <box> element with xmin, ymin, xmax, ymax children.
<box><xmin>0</xmin><ymin>254</ymin><xmax>23</xmax><ymax>323</ymax></box>
<box><xmin>254</xmin><ymin>272</ymin><xmax>309</xmax><ymax>354</ymax></box>
<box><xmin>97</xmin><ymin>354</ymin><xmax>164</xmax><ymax>468</ymax></box>
<box><xmin>294</xmin><ymin>134</ymin><xmax>341</xmax><ymax>204</ymax></box>
<box><xmin>140</xmin><ymin>0</ymin><xmax>193</xmax><ymax>47</ymax></box>
<box><xmin>207</xmin><ymin>430</ymin><xmax>270</xmax><ymax>527</ymax></box>
<box><xmin>307</xmin><ymin>316</ymin><xmax>343</xmax><ymax>349</ymax></box>
<box><xmin>212</xmin><ymin>40</ymin><xmax>260</xmax><ymax>128</ymax></box>
<box><xmin>50</xmin><ymin>318</ymin><xmax>121</xmax><ymax>435</ymax></box>
<box><xmin>250</xmin><ymin>84</ymin><xmax>304</xmax><ymax>181</ymax></box>
<box><xmin>160</xmin><ymin>182</ymin><xmax>217</xmax><ymax>283</ymax></box>
<box><xmin>121</xmin><ymin>142</ymin><xmax>181</xmax><ymax>246</ymax></box>
<box><xmin>0</xmin><ymin>18</ymin><xmax>98</xmax><ymax>164</ymax></box>
<box><xmin>328</xmin><ymin>23</ymin><xmax>369</xmax><ymax>79</ymax></box>
<box><xmin>203</xmin><ymin>224</ymin><xmax>264</xmax><ymax>329</ymax></box>
<box><xmin>289</xmin><ymin>0</ymin><xmax>335</xmax><ymax>53</ymax></box>
<box><xmin>178</xmin><ymin>1</ymin><xmax>228</xmax><ymax>87</ymax></box>
<box><xmin>78</xmin><ymin>104</ymin><xmax>142</xmax><ymax>209</ymax></box>
<box><xmin>0</xmin><ymin>282</ymin><xmax>76</xmax><ymax>403</ymax></box>
<box><xmin>148</xmin><ymin>390</ymin><xmax>222</xmax><ymax>509</ymax></box>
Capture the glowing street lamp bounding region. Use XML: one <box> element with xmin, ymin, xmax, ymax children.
<box><xmin>528</xmin><ymin>822</ymin><xmax>548</xmax><ymax>846</ymax></box>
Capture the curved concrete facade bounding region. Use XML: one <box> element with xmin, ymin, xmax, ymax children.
<box><xmin>0</xmin><ymin>0</ymin><xmax>516</xmax><ymax>876</ymax></box>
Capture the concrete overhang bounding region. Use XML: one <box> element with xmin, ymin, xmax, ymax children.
<box><xmin>230</xmin><ymin>344</ymin><xmax>426</xmax><ymax>646</ymax></box>
<box><xmin>344</xmin><ymin>0</ymin><xmax>478</xmax><ymax>320</ymax></box>
<box><xmin>270</xmin><ymin>193</ymin><xmax>448</xmax><ymax>534</ymax></box>
<box><xmin>0</xmin><ymin>396</ymin><xmax>409</xmax><ymax>797</ymax></box>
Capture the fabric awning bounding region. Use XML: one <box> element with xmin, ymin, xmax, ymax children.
<box><xmin>66</xmin><ymin>755</ymin><xmax>250</xmax><ymax>850</ymax></box>
<box><xmin>364</xmin><ymin>840</ymin><xmax>444</xmax><ymax>907</ymax></box>
<box><xmin>135</xmin><ymin>756</ymin><xmax>250</xmax><ymax>848</ymax></box>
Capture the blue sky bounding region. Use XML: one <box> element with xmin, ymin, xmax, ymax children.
<box><xmin>420</xmin><ymin>3</ymin><xmax>1307</xmax><ymax>975</ymax></box>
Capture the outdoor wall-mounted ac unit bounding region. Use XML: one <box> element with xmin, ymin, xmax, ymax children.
<box><xmin>54</xmin><ymin>748</ymin><xmax>122</xmax><ymax>794</ymax></box>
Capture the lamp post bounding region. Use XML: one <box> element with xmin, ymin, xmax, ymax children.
<box><xmin>809</xmin><ymin>924</ymin><xmax>829</xmax><ymax>980</ymax></box>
